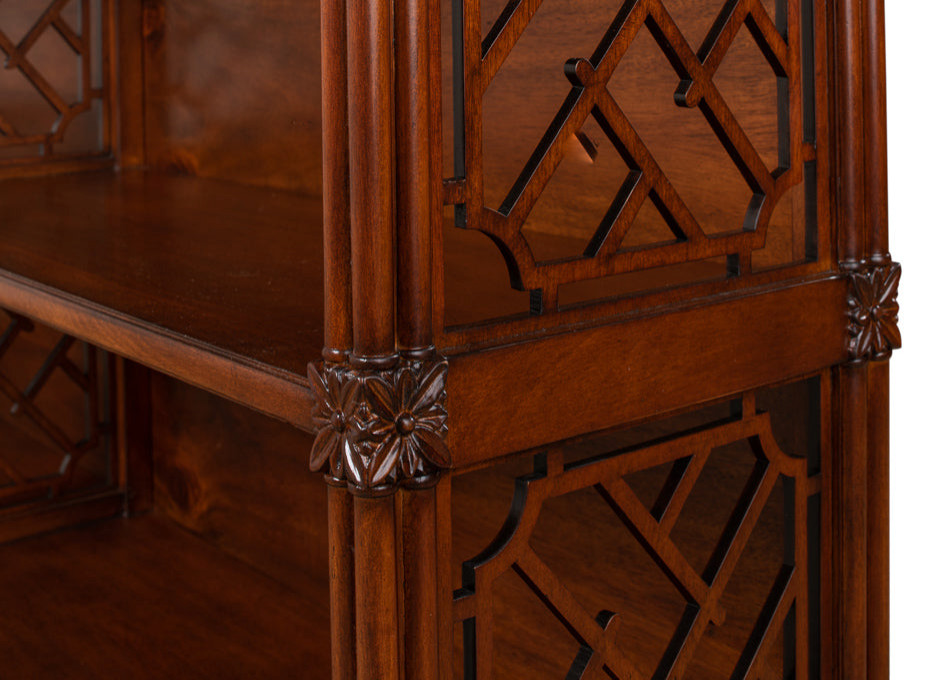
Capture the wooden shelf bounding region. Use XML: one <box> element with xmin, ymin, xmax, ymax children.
<box><xmin>1</xmin><ymin>172</ymin><xmax>327</xmax><ymax>377</ymax></box>
<box><xmin>0</xmin><ymin>515</ymin><xmax>330</xmax><ymax>678</ymax></box>
<box><xmin>0</xmin><ymin>171</ymin><xmax>323</xmax><ymax>427</ymax></box>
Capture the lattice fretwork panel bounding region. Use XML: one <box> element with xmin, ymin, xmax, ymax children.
<box><xmin>0</xmin><ymin>0</ymin><xmax>112</xmax><ymax>163</ymax></box>
<box><xmin>443</xmin><ymin>0</ymin><xmax>821</xmax><ymax>315</ymax></box>
<box><xmin>452</xmin><ymin>387</ymin><xmax>823</xmax><ymax>678</ymax></box>
<box><xmin>0</xmin><ymin>310</ymin><xmax>113</xmax><ymax>508</ymax></box>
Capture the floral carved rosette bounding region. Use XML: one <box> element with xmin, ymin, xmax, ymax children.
<box><xmin>308</xmin><ymin>358</ymin><xmax>450</xmax><ymax>493</ymax></box>
<box><xmin>847</xmin><ymin>262</ymin><xmax>901</xmax><ymax>362</ymax></box>
<box><xmin>308</xmin><ymin>364</ymin><xmax>362</xmax><ymax>482</ymax></box>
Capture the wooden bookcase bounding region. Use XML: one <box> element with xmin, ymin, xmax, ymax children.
<box><xmin>0</xmin><ymin>0</ymin><xmax>897</xmax><ymax>677</ymax></box>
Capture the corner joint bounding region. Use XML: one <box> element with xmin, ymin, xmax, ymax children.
<box><xmin>307</xmin><ymin>354</ymin><xmax>450</xmax><ymax>496</ymax></box>
<box><xmin>846</xmin><ymin>258</ymin><xmax>901</xmax><ymax>363</ymax></box>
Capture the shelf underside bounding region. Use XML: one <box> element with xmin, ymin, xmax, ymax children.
<box><xmin>0</xmin><ymin>515</ymin><xmax>330</xmax><ymax>678</ymax></box>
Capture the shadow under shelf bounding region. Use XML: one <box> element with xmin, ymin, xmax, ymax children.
<box><xmin>0</xmin><ymin>514</ymin><xmax>331</xmax><ymax>678</ymax></box>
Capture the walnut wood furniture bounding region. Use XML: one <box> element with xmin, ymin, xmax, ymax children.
<box><xmin>0</xmin><ymin>0</ymin><xmax>898</xmax><ymax>677</ymax></box>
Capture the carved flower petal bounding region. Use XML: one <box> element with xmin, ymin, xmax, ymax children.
<box><xmin>343</xmin><ymin>435</ymin><xmax>366</xmax><ymax>483</ymax></box>
<box><xmin>312</xmin><ymin>413</ymin><xmax>332</xmax><ymax>429</ymax></box>
<box><xmin>853</xmin><ymin>329</ymin><xmax>872</xmax><ymax>359</ymax></box>
<box><xmin>340</xmin><ymin>377</ymin><xmax>361</xmax><ymax>418</ymax></box>
<box><xmin>364</xmin><ymin>375</ymin><xmax>398</xmax><ymax>422</ymax></box>
<box><xmin>881</xmin><ymin>317</ymin><xmax>902</xmax><ymax>350</ymax></box>
<box><xmin>852</xmin><ymin>274</ymin><xmax>876</xmax><ymax>309</ymax></box>
<box><xmin>308</xmin><ymin>364</ymin><xmax>335</xmax><ymax>413</ymax></box>
<box><xmin>415</xmin><ymin>408</ymin><xmax>448</xmax><ymax>434</ymax></box>
<box><xmin>400</xmin><ymin>368</ymin><xmax>418</xmax><ymax>411</ymax></box>
<box><xmin>369</xmin><ymin>435</ymin><xmax>402</xmax><ymax>487</ymax></box>
<box><xmin>307</xmin><ymin>362</ymin><xmax>325</xmax><ymax>391</ymax></box>
<box><xmin>879</xmin><ymin>265</ymin><xmax>901</xmax><ymax>303</ymax></box>
<box><xmin>366</xmin><ymin>418</ymin><xmax>396</xmax><ymax>440</ymax></box>
<box><xmin>877</xmin><ymin>301</ymin><xmax>899</xmax><ymax>316</ymax></box>
<box><xmin>310</xmin><ymin>428</ymin><xmax>339</xmax><ymax>472</ymax></box>
<box><xmin>401</xmin><ymin>436</ymin><xmax>423</xmax><ymax>478</ymax></box>
<box><xmin>410</xmin><ymin>361</ymin><xmax>447</xmax><ymax>414</ymax></box>
<box><xmin>870</xmin><ymin>324</ymin><xmax>885</xmax><ymax>354</ymax></box>
<box><xmin>412</xmin><ymin>427</ymin><xmax>452</xmax><ymax>469</ymax></box>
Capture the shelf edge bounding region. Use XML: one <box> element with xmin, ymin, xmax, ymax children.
<box><xmin>0</xmin><ymin>269</ymin><xmax>313</xmax><ymax>432</ymax></box>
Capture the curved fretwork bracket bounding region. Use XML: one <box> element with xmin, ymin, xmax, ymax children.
<box><xmin>307</xmin><ymin>355</ymin><xmax>450</xmax><ymax>496</ymax></box>
<box><xmin>846</xmin><ymin>260</ymin><xmax>901</xmax><ymax>363</ymax></box>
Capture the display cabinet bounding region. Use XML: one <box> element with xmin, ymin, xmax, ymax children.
<box><xmin>0</xmin><ymin>0</ymin><xmax>898</xmax><ymax>677</ymax></box>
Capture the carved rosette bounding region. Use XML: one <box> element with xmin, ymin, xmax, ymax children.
<box><xmin>847</xmin><ymin>261</ymin><xmax>901</xmax><ymax>362</ymax></box>
<box><xmin>308</xmin><ymin>357</ymin><xmax>450</xmax><ymax>495</ymax></box>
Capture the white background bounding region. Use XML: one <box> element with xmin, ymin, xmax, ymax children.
<box><xmin>886</xmin><ymin>1</ymin><xmax>949</xmax><ymax>675</ymax></box>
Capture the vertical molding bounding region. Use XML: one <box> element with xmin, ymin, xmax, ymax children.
<box><xmin>321</xmin><ymin>0</ymin><xmax>357</xmax><ymax>671</ymax></box>
<box><xmin>832</xmin><ymin>364</ymin><xmax>869</xmax><ymax>680</ymax></box>
<box><xmin>436</xmin><ymin>476</ymin><xmax>455</xmax><ymax>680</ymax></box>
<box><xmin>394</xmin><ymin>0</ymin><xmax>434</xmax><ymax>354</ymax></box>
<box><xmin>861</xmin><ymin>3</ymin><xmax>892</xmax><ymax>678</ymax></box>
<box><xmin>428</xmin><ymin>0</ymin><xmax>447</xmax><ymax>341</ymax></box>
<box><xmin>834</xmin><ymin>0</ymin><xmax>894</xmax><ymax>676</ymax></box>
<box><xmin>328</xmin><ymin>484</ymin><xmax>356</xmax><ymax>680</ymax></box>
<box><xmin>316</xmin><ymin>360</ymin><xmax>451</xmax><ymax>680</ymax></box>
<box><xmin>321</xmin><ymin>0</ymin><xmax>352</xmax><ymax>363</ymax></box>
<box><xmin>863</xmin><ymin>0</ymin><xmax>889</xmax><ymax>262</ymax></box>
<box><xmin>835</xmin><ymin>0</ymin><xmax>867</xmax><ymax>268</ymax></box>
<box><xmin>866</xmin><ymin>361</ymin><xmax>889</xmax><ymax>680</ymax></box>
<box><xmin>354</xmin><ymin>495</ymin><xmax>401</xmax><ymax>680</ymax></box>
<box><xmin>347</xmin><ymin>0</ymin><xmax>396</xmax><ymax>363</ymax></box>
<box><xmin>401</xmin><ymin>486</ymin><xmax>441</xmax><ymax>680</ymax></box>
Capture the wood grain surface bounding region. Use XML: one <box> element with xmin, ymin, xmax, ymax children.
<box><xmin>0</xmin><ymin>514</ymin><xmax>331</xmax><ymax>678</ymax></box>
<box><xmin>143</xmin><ymin>0</ymin><xmax>322</xmax><ymax>194</ymax></box>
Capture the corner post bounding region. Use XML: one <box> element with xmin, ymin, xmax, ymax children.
<box><xmin>320</xmin><ymin>0</ymin><xmax>356</xmax><ymax>674</ymax></box>
<box><xmin>833</xmin><ymin>0</ymin><xmax>898</xmax><ymax>678</ymax></box>
<box><xmin>392</xmin><ymin>0</ymin><xmax>450</xmax><ymax>673</ymax></box>
<box><xmin>862</xmin><ymin>2</ymin><xmax>892</xmax><ymax>678</ymax></box>
<box><xmin>315</xmin><ymin>0</ymin><xmax>449</xmax><ymax>675</ymax></box>
<box><xmin>309</xmin><ymin>359</ymin><xmax>451</xmax><ymax>680</ymax></box>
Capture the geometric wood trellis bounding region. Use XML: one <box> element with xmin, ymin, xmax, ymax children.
<box><xmin>454</xmin><ymin>394</ymin><xmax>820</xmax><ymax>678</ymax></box>
<box><xmin>0</xmin><ymin>0</ymin><xmax>109</xmax><ymax>160</ymax></box>
<box><xmin>0</xmin><ymin>310</ymin><xmax>106</xmax><ymax>506</ymax></box>
<box><xmin>446</xmin><ymin>0</ymin><xmax>814</xmax><ymax>313</ymax></box>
